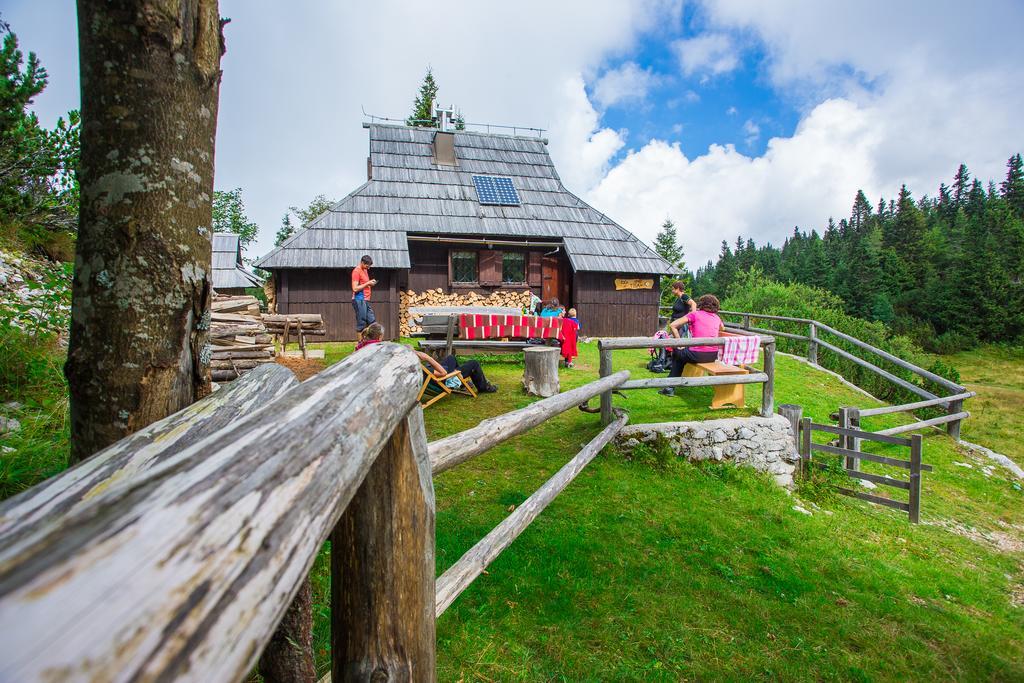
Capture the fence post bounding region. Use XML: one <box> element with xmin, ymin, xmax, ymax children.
<box><xmin>807</xmin><ymin>322</ymin><xmax>818</xmax><ymax>364</ymax></box>
<box><xmin>946</xmin><ymin>398</ymin><xmax>964</xmax><ymax>441</ymax></box>
<box><xmin>331</xmin><ymin>407</ymin><xmax>436</xmax><ymax>682</ymax></box>
<box><xmin>777</xmin><ymin>404</ymin><xmax>802</xmax><ymax>451</ymax></box>
<box><xmin>847</xmin><ymin>407</ymin><xmax>861</xmax><ymax>471</ymax></box>
<box><xmin>743</xmin><ymin>313</ymin><xmax>751</xmax><ymax>330</ymax></box>
<box><xmin>837</xmin><ymin>406</ymin><xmax>850</xmax><ymax>466</ymax></box>
<box><xmin>760</xmin><ymin>341</ymin><xmax>775</xmax><ymax>417</ymax></box>
<box><xmin>800</xmin><ymin>417</ymin><xmax>812</xmax><ymax>476</ymax></box>
<box><xmin>908</xmin><ymin>434</ymin><xmax>923</xmax><ymax>524</ymax></box>
<box><xmin>599</xmin><ymin>344</ymin><xmax>613</xmax><ymax>426</ymax></box>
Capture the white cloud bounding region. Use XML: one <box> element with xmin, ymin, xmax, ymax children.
<box><xmin>726</xmin><ymin>106</ymin><xmax>738</xmax><ymax>115</ymax></box>
<box><xmin>548</xmin><ymin>75</ymin><xmax>626</xmax><ymax>192</ymax></box>
<box><xmin>742</xmin><ymin>119</ymin><xmax>760</xmax><ymax>146</ymax></box>
<box><xmin>592</xmin><ymin>62</ymin><xmax>661</xmax><ymax>108</ymax></box>
<box><xmin>587</xmin><ymin>98</ymin><xmax>880</xmax><ymax>267</ymax></box>
<box><xmin>672</xmin><ymin>33</ymin><xmax>740</xmax><ymax>78</ymax></box>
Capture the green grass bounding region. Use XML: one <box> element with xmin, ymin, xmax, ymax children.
<box><xmin>0</xmin><ymin>327</ymin><xmax>69</xmax><ymax>500</ymax></box>
<box><xmin>932</xmin><ymin>344</ymin><xmax>1024</xmax><ymax>466</ymax></box>
<box><xmin>305</xmin><ymin>339</ymin><xmax>1024</xmax><ymax>680</ymax></box>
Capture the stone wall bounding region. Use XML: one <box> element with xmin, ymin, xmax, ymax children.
<box><xmin>616</xmin><ymin>415</ymin><xmax>801</xmax><ymax>487</ymax></box>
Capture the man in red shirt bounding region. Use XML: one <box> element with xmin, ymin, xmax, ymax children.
<box><xmin>351</xmin><ymin>254</ymin><xmax>377</xmax><ymax>338</ymax></box>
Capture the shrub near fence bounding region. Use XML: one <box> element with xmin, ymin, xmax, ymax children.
<box><xmin>719</xmin><ymin>276</ymin><xmax>959</xmax><ymax>409</ymax></box>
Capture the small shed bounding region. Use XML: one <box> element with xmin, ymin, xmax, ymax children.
<box><xmin>256</xmin><ymin>124</ymin><xmax>672</xmax><ymax>341</ymax></box>
<box><xmin>212</xmin><ymin>233</ymin><xmax>262</xmax><ymax>295</ymax></box>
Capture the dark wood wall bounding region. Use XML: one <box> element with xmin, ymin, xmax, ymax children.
<box><xmin>277</xmin><ymin>268</ymin><xmax>400</xmax><ymax>342</ymax></box>
<box><xmin>274</xmin><ymin>258</ymin><xmax>659</xmax><ymax>341</ymax></box>
<box><xmin>407</xmin><ymin>242</ymin><xmax>550</xmax><ymax>297</ymax></box>
<box><xmin>574</xmin><ymin>272</ymin><xmax>660</xmax><ymax>338</ymax></box>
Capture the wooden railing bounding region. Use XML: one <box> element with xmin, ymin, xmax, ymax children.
<box><xmin>596</xmin><ymin>333</ymin><xmax>777</xmax><ymax>424</ymax></box>
<box><xmin>716</xmin><ymin>311</ymin><xmax>972</xmax><ymax>440</ymax></box>
<box><xmin>0</xmin><ymin>343</ymin><xmax>632</xmax><ymax>682</ymax></box>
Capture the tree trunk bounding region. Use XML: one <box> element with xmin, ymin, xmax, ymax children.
<box><xmin>67</xmin><ymin>0</ymin><xmax>226</xmax><ymax>463</ymax></box>
<box><xmin>522</xmin><ymin>346</ymin><xmax>560</xmax><ymax>397</ymax></box>
<box><xmin>258</xmin><ymin>576</ymin><xmax>317</xmax><ymax>683</ymax></box>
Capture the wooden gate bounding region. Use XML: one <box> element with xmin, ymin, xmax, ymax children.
<box><xmin>798</xmin><ymin>418</ymin><xmax>929</xmax><ymax>523</ymax></box>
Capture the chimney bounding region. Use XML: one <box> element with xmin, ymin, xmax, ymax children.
<box><xmin>433</xmin><ymin>131</ymin><xmax>456</xmax><ymax>166</ymax></box>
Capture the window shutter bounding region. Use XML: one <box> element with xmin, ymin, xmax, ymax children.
<box><xmin>527</xmin><ymin>252</ymin><xmax>542</xmax><ymax>287</ymax></box>
<box><xmin>479</xmin><ymin>250</ymin><xmax>502</xmax><ymax>285</ymax></box>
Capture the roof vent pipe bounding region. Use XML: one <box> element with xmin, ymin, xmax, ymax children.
<box><xmin>433</xmin><ymin>101</ymin><xmax>455</xmax><ymax>132</ymax></box>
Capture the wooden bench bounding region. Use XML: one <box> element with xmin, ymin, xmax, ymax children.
<box><xmin>682</xmin><ymin>360</ymin><xmax>749</xmax><ymax>409</ymax></box>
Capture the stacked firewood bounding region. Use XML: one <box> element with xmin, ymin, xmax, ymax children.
<box><xmin>400</xmin><ymin>289</ymin><xmax>532</xmax><ymax>336</ymax></box>
<box><xmin>210</xmin><ymin>295</ymin><xmax>274</xmax><ymax>382</ymax></box>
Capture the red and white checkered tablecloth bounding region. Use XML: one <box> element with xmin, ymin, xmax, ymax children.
<box><xmin>459</xmin><ymin>314</ymin><xmax>563</xmax><ymax>340</ymax></box>
<box><xmin>718</xmin><ymin>334</ymin><xmax>760</xmax><ymax>365</ymax></box>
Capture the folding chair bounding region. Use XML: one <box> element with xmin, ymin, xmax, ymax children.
<box><xmin>417</xmin><ymin>366</ymin><xmax>477</xmax><ymax>408</ymax></box>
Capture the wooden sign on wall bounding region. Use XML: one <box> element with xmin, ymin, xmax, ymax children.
<box><xmin>614</xmin><ymin>278</ymin><xmax>654</xmax><ymax>290</ymax></box>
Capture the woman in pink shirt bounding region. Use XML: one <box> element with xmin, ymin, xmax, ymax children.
<box><xmin>660</xmin><ymin>294</ymin><xmax>725</xmax><ymax>396</ymax></box>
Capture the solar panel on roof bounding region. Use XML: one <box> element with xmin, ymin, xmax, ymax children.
<box><xmin>472</xmin><ymin>175</ymin><xmax>521</xmax><ymax>206</ymax></box>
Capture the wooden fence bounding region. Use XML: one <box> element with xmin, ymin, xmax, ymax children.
<box><xmin>797</xmin><ymin>415</ymin><xmax>929</xmax><ymax>523</ymax></box>
<box><xmin>596</xmin><ymin>333</ymin><xmax>777</xmax><ymax>425</ymax></box>
<box><xmin>714</xmin><ymin>311</ymin><xmax>972</xmax><ymax>440</ymax></box>
<box><xmin>0</xmin><ymin>343</ymin><xmax>632</xmax><ymax>682</ymax></box>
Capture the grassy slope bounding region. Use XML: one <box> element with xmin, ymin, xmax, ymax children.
<box><xmin>933</xmin><ymin>344</ymin><xmax>1024</xmax><ymax>467</ymax></box>
<box><xmin>301</xmin><ymin>340</ymin><xmax>1024</xmax><ymax>681</ymax></box>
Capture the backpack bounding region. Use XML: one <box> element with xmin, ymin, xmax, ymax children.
<box><xmin>646</xmin><ymin>331</ymin><xmax>672</xmax><ymax>373</ymax></box>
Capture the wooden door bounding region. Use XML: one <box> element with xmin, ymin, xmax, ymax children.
<box><xmin>542</xmin><ymin>256</ymin><xmax>570</xmax><ymax>306</ymax></box>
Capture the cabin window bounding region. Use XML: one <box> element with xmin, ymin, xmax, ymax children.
<box><xmin>451</xmin><ymin>250</ymin><xmax>478</xmax><ymax>284</ymax></box>
<box><xmin>502</xmin><ymin>252</ymin><xmax>526</xmax><ymax>284</ymax></box>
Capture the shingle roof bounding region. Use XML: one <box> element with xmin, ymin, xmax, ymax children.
<box><xmin>212</xmin><ymin>233</ymin><xmax>262</xmax><ymax>289</ymax></box>
<box><xmin>256</xmin><ymin>124</ymin><xmax>671</xmax><ymax>274</ymax></box>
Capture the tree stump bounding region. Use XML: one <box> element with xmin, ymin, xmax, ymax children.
<box><xmin>522</xmin><ymin>347</ymin><xmax>560</xmax><ymax>397</ymax></box>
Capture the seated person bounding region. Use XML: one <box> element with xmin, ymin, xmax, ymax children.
<box><xmin>539</xmin><ymin>298</ymin><xmax>563</xmax><ymax>318</ymax></box>
<box><xmin>354</xmin><ymin>322</ymin><xmax>383</xmax><ymax>350</ymax></box>
<box><xmin>659</xmin><ymin>294</ymin><xmax>725</xmax><ymax>396</ymax></box>
<box><xmin>414</xmin><ymin>350</ymin><xmax>498</xmax><ymax>394</ymax></box>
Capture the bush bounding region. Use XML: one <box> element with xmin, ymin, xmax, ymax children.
<box><xmin>722</xmin><ymin>270</ymin><xmax>960</xmax><ymax>404</ymax></box>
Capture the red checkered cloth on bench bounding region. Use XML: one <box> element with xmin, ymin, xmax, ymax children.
<box><xmin>459</xmin><ymin>314</ymin><xmax>563</xmax><ymax>340</ymax></box>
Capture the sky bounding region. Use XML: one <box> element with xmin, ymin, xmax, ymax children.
<box><xmin>6</xmin><ymin>0</ymin><xmax>1024</xmax><ymax>269</ymax></box>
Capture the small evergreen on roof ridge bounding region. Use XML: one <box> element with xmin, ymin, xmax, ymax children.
<box><xmin>406</xmin><ymin>68</ymin><xmax>465</xmax><ymax>129</ymax></box>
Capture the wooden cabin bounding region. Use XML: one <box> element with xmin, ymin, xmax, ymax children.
<box><xmin>212</xmin><ymin>233</ymin><xmax>262</xmax><ymax>295</ymax></box>
<box><xmin>256</xmin><ymin>124</ymin><xmax>671</xmax><ymax>341</ymax></box>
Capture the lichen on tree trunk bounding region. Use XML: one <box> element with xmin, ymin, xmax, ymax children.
<box><xmin>67</xmin><ymin>0</ymin><xmax>226</xmax><ymax>464</ymax></box>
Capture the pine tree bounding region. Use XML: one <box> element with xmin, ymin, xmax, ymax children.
<box><xmin>653</xmin><ymin>218</ymin><xmax>686</xmax><ymax>304</ymax></box>
<box><xmin>952</xmin><ymin>163</ymin><xmax>971</xmax><ymax>207</ymax></box>
<box><xmin>1000</xmin><ymin>153</ymin><xmax>1024</xmax><ymax>216</ymax></box>
<box><xmin>851</xmin><ymin>190</ymin><xmax>872</xmax><ymax>233</ymax></box>
<box><xmin>275</xmin><ymin>213</ymin><xmax>294</xmax><ymax>247</ymax></box>
<box><xmin>407</xmin><ymin>69</ymin><xmax>439</xmax><ymax>127</ymax></box>
<box><xmin>653</xmin><ymin>218</ymin><xmax>685</xmax><ymax>271</ymax></box>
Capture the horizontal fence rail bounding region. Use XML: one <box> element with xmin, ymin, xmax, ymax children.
<box><xmin>596</xmin><ymin>335</ymin><xmax>777</xmax><ymax>423</ymax></box>
<box><xmin>429</xmin><ymin>370</ymin><xmax>630</xmax><ymax>474</ymax></box>
<box><xmin>719</xmin><ymin>310</ymin><xmax>972</xmax><ymax>440</ymax></box>
<box><xmin>0</xmin><ymin>344</ymin><xmax>428</xmax><ymax>683</ymax></box>
<box><xmin>0</xmin><ymin>363</ymin><xmax>299</xmax><ymax>547</ymax></box>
